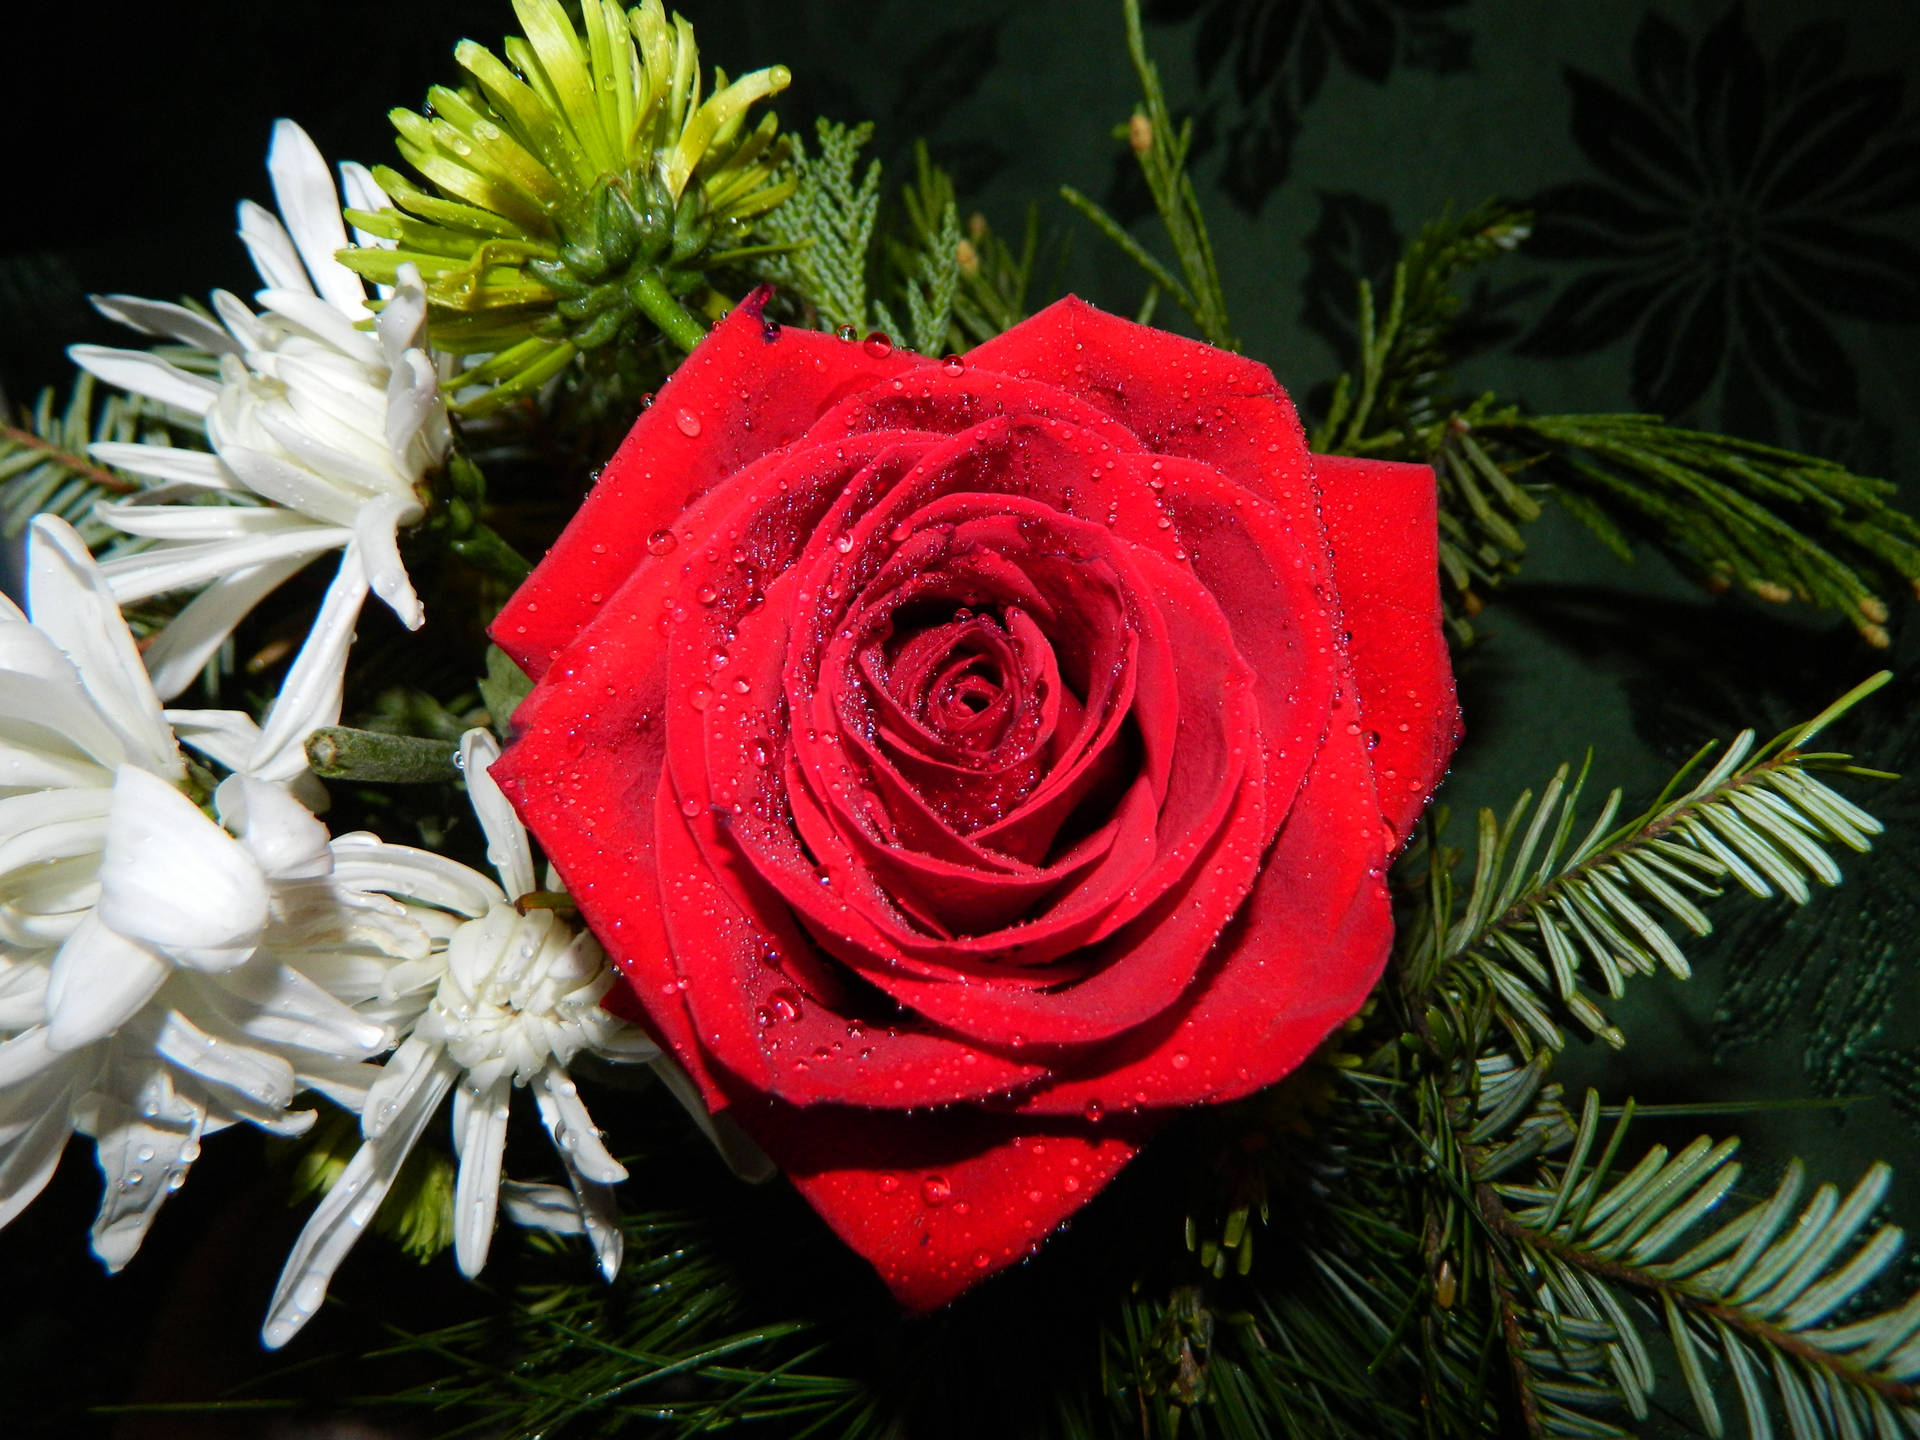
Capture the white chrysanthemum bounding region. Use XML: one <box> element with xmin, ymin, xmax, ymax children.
<box><xmin>263</xmin><ymin>728</ymin><xmax>681</xmax><ymax>1349</ymax></box>
<box><xmin>70</xmin><ymin>118</ymin><xmax>449</xmax><ymax>724</ymax></box>
<box><xmin>0</xmin><ymin>517</ymin><xmax>422</xmax><ymax>1267</ymax></box>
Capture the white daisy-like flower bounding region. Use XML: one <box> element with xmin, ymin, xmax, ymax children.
<box><xmin>263</xmin><ymin>730</ymin><xmax>683</xmax><ymax>1350</ymax></box>
<box><xmin>0</xmin><ymin>516</ymin><xmax>422</xmax><ymax>1267</ymax></box>
<box><xmin>70</xmin><ymin>118</ymin><xmax>449</xmax><ymax>726</ymax></box>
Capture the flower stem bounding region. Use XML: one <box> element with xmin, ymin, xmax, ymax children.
<box><xmin>630</xmin><ymin>274</ymin><xmax>708</xmax><ymax>353</ymax></box>
<box><xmin>450</xmin><ymin>522</ymin><xmax>534</xmax><ymax>585</ymax></box>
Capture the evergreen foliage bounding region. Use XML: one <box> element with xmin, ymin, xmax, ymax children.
<box><xmin>758</xmin><ymin>118</ymin><xmax>883</xmax><ymax>335</ymax></box>
<box><xmin>1061</xmin><ymin>0</ymin><xmax>1236</xmax><ymax>350</ymax></box>
<box><xmin>1308</xmin><ymin>202</ymin><xmax>1920</xmax><ymax>642</ymax></box>
<box><xmin>0</xmin><ymin>372</ymin><xmax>186</xmax><ymax>541</ymax></box>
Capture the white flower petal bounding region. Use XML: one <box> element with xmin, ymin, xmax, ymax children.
<box><xmin>261</xmin><ymin>1050</ymin><xmax>455</xmax><ymax>1349</ymax></box>
<box><xmin>361</xmin><ymin>1034</ymin><xmax>443</xmax><ymax>1139</ymax></box>
<box><xmin>0</xmin><ymin>958</ymin><xmax>49</xmax><ymax>1030</ymax></box>
<box><xmin>27</xmin><ymin>517</ymin><xmax>179</xmax><ymax>777</ymax></box>
<box><xmin>0</xmin><ymin>1068</ymin><xmax>80</xmax><ymax>1232</ymax></box>
<box><xmin>88</xmin><ymin>442</ymin><xmax>238</xmax><ymax>490</ymax></box>
<box><xmin>389</xmin><ymin>348</ymin><xmax>450</xmax><ymax>472</ymax></box>
<box><xmin>0</xmin><ymin>1025</ymin><xmax>67</xmax><ymax>1088</ymax></box>
<box><xmin>548</xmin><ymin>1129</ymin><xmax>623</xmax><ymax>1283</ymax></box>
<box><xmin>194</xmin><ymin>963</ymin><xmax>389</xmax><ymax>1061</ymax></box>
<box><xmin>211</xmin><ymin>289</ymin><xmax>272</xmax><ymax>352</ymax></box>
<box><xmin>68</xmin><ymin>345</ymin><xmax>219</xmax><ymax>417</ymax></box>
<box><xmin>216</xmin><ymin>775</ymin><xmax>332</xmax><ymax>879</ymax></box>
<box><xmin>328</xmin><ymin>833</ymin><xmax>503</xmax><ymax>918</ymax></box>
<box><xmin>291</xmin><ymin>1055</ymin><xmax>388</xmax><ymax>1112</ymax></box>
<box><xmin>451</xmin><ymin>1074</ymin><xmax>512</xmax><ymax>1277</ymax></box>
<box><xmin>267</xmin><ymin>119</ymin><xmax>367</xmax><ymax>317</ymax></box>
<box><xmin>248</xmin><ymin>546</ymin><xmax>367</xmax><ymax>781</ymax></box>
<box><xmin>98</xmin><ymin>528</ymin><xmax>345</xmax><ymax>607</ymax></box>
<box><xmin>93</xmin><ymin>503</ymin><xmax>306</xmax><ymax>542</ymax></box>
<box><xmin>44</xmin><ymin>911</ymin><xmax>169</xmax><ymax>1052</ymax></box>
<box><xmin>162</xmin><ymin>709</ymin><xmax>262</xmax><ymax>775</ymax></box>
<box><xmin>0</xmin><ymin>738</ymin><xmax>101</xmax><ymax>794</ymax></box>
<box><xmin>154</xmin><ymin>1008</ymin><xmax>298</xmax><ymax>1112</ymax></box>
<box><xmin>215</xmin><ymin>443</ymin><xmax>364</xmax><ymax>527</ymax></box>
<box><xmin>353</xmin><ymin>496</ymin><xmax>425</xmax><ymax>631</ymax></box>
<box><xmin>254</xmin><ymin>288</ymin><xmax>382</xmax><ymax>368</ymax></box>
<box><xmin>499</xmin><ymin>1181</ymin><xmax>586</xmax><ymax>1235</ymax></box>
<box><xmin>459</xmin><ymin>729</ymin><xmax>534</xmax><ymax>899</ymax></box>
<box><xmin>237</xmin><ymin>198</ymin><xmax>311</xmax><ymax>299</ymax></box>
<box><xmin>338</xmin><ymin>161</ymin><xmax>392</xmax><ymax>236</ymax></box>
<box><xmin>90</xmin><ymin>294</ymin><xmax>242</xmax><ymax>357</ymax></box>
<box><xmin>99</xmin><ymin>766</ymin><xmax>268</xmax><ymax>969</ymax></box>
<box><xmin>376</xmin><ymin>275</ymin><xmax>428</xmax><ymax>363</ymax></box>
<box><xmin>0</xmin><ymin>787</ymin><xmax>112</xmax><ymax>875</ymax></box>
<box><xmin>84</xmin><ymin>1092</ymin><xmax>204</xmax><ymax>1271</ymax></box>
<box><xmin>254</xmin><ymin>406</ymin><xmax>401</xmax><ymax>500</ymax></box>
<box><xmin>140</xmin><ymin>557</ymin><xmax>313</xmax><ymax>704</ymax></box>
<box><xmin>533</xmin><ymin>1062</ymin><xmax>626</xmax><ymax>1186</ymax></box>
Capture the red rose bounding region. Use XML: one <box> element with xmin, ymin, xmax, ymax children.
<box><xmin>490</xmin><ymin>290</ymin><xmax>1458</xmax><ymax>1308</ymax></box>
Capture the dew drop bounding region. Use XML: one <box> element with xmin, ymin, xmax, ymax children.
<box><xmin>972</xmin><ymin>1249</ymin><xmax>992</xmax><ymax>1269</ymax></box>
<box><xmin>835</xmin><ymin>324</ymin><xmax>858</xmax><ymax>341</ymax></box>
<box><xmin>878</xmin><ymin>1173</ymin><xmax>901</xmax><ymax>1194</ymax></box>
<box><xmin>1082</xmin><ymin>1099</ymin><xmax>1105</xmax><ymax>1123</ymax></box>
<box><xmin>647</xmin><ymin>529</ymin><xmax>678</xmax><ymax>556</ymax></box>
<box><xmin>767</xmin><ymin>987</ymin><xmax>803</xmax><ymax>1023</ymax></box>
<box><xmin>942</xmin><ymin>353</ymin><xmax>966</xmax><ymax>375</ymax></box>
<box><xmin>675</xmin><ymin>408</ymin><xmax>703</xmax><ymax>437</ymax></box>
<box><xmin>640</xmin><ymin>391</ymin><xmax>656</xmax><ymax>410</ymax></box>
<box><xmin>862</xmin><ymin>332</ymin><xmax>894</xmax><ymax>357</ymax></box>
<box><xmin>921</xmin><ymin>1173</ymin><xmax>951</xmax><ymax>1206</ymax></box>
<box><xmin>688</xmin><ymin>684</ymin><xmax>713</xmax><ymax>711</ymax></box>
<box><xmin>1170</xmin><ymin>1052</ymin><xmax>1191</xmax><ymax>1070</ymax></box>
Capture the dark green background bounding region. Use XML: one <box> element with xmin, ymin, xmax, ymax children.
<box><xmin>5</xmin><ymin>1</ymin><xmax>1917</xmax><ymax>1432</ymax></box>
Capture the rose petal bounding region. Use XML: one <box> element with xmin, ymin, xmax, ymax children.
<box><xmin>729</xmin><ymin>1092</ymin><xmax>1158</xmax><ymax>1311</ymax></box>
<box><xmin>967</xmin><ymin>297</ymin><xmax>1322</xmax><ymax>545</ymax></box>
<box><xmin>492</xmin><ymin>289</ymin><xmax>931</xmax><ymax>679</ymax></box>
<box><xmin>1313</xmin><ymin>455</ymin><xmax>1461</xmax><ymax>844</ymax></box>
<box><xmin>1017</xmin><ymin>700</ymin><xmax>1392</xmax><ymax>1113</ymax></box>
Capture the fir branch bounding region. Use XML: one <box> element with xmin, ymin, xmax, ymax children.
<box><xmin>1312</xmin><ymin>202</ymin><xmax>1532</xmax><ymax>457</ymax></box>
<box><xmin>0</xmin><ymin>373</ymin><xmax>177</xmax><ymax>541</ymax></box>
<box><xmin>1481</xmin><ymin>1098</ymin><xmax>1920</xmax><ymax>1439</ymax></box>
<box><xmin>1308</xmin><ymin>202</ymin><xmax>1920</xmax><ymax>641</ymax></box>
<box><xmin>1061</xmin><ymin>0</ymin><xmax>1235</xmax><ymax>349</ymax></box>
<box><xmin>1405</xmin><ymin>674</ymin><xmax>1892</xmax><ymax>1053</ymax></box>
<box><xmin>759</xmin><ymin>118</ymin><xmax>883</xmax><ymax>334</ymax></box>
<box><xmin>950</xmin><ymin>205</ymin><xmax>1053</xmax><ymax>349</ymax></box>
<box><xmin>1494</xmin><ymin>411</ymin><xmax>1920</xmax><ymax>648</ymax></box>
<box><xmin>873</xmin><ymin>142</ymin><xmax>963</xmax><ymax>355</ymax></box>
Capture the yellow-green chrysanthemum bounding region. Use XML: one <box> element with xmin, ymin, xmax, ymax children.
<box><xmin>342</xmin><ymin>0</ymin><xmax>793</xmax><ymax>415</ymax></box>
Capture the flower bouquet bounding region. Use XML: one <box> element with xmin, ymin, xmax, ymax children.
<box><xmin>5</xmin><ymin>2</ymin><xmax>1920</xmax><ymax>1435</ymax></box>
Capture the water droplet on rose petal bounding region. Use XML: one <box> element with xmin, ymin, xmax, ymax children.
<box><xmin>1170</xmin><ymin>1052</ymin><xmax>1190</xmax><ymax>1069</ymax></box>
<box><xmin>942</xmin><ymin>353</ymin><xmax>966</xmax><ymax>375</ymax></box>
<box><xmin>640</xmin><ymin>392</ymin><xmax>655</xmax><ymax>410</ymax></box>
<box><xmin>878</xmin><ymin>1173</ymin><xmax>901</xmax><ymax>1194</ymax></box>
<box><xmin>835</xmin><ymin>324</ymin><xmax>858</xmax><ymax>341</ymax></box>
<box><xmin>863</xmin><ymin>332</ymin><xmax>893</xmax><ymax>357</ymax></box>
<box><xmin>647</xmin><ymin>529</ymin><xmax>678</xmax><ymax>556</ymax></box>
<box><xmin>688</xmin><ymin>684</ymin><xmax>713</xmax><ymax>711</ymax></box>
<box><xmin>767</xmin><ymin>987</ymin><xmax>803</xmax><ymax>1023</ymax></box>
<box><xmin>675</xmin><ymin>409</ymin><xmax>702</xmax><ymax>437</ymax></box>
<box><xmin>972</xmin><ymin>1249</ymin><xmax>992</xmax><ymax>1269</ymax></box>
<box><xmin>921</xmin><ymin>1174</ymin><xmax>951</xmax><ymax>1206</ymax></box>
<box><xmin>1083</xmin><ymin>1099</ymin><xmax>1105</xmax><ymax>1123</ymax></box>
